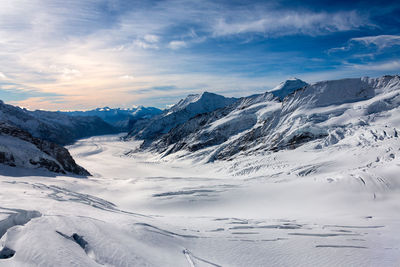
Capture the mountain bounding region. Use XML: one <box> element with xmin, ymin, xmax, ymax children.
<box><xmin>126</xmin><ymin>92</ymin><xmax>238</xmax><ymax>143</ymax></box>
<box><xmin>62</xmin><ymin>106</ymin><xmax>162</xmax><ymax>131</ymax></box>
<box><xmin>147</xmin><ymin>78</ymin><xmax>308</xmax><ymax>154</ymax></box>
<box><xmin>143</xmin><ymin>75</ymin><xmax>400</xmax><ymax>162</ymax></box>
<box><xmin>0</xmin><ymin>122</ymin><xmax>90</xmax><ymax>175</ymax></box>
<box><xmin>269</xmin><ymin>77</ymin><xmax>309</xmax><ymax>100</ymax></box>
<box><xmin>0</xmin><ymin>101</ymin><xmax>116</xmax><ymax>145</ymax></box>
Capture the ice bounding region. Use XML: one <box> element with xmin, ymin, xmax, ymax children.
<box><xmin>0</xmin><ymin>75</ymin><xmax>399</xmax><ymax>266</ymax></box>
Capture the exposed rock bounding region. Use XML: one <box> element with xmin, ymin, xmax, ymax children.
<box><xmin>0</xmin><ymin>122</ymin><xmax>90</xmax><ymax>176</ymax></box>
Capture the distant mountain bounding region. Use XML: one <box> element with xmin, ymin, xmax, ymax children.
<box><xmin>0</xmin><ymin>101</ymin><xmax>116</xmax><ymax>145</ymax></box>
<box><xmin>0</xmin><ymin>122</ymin><xmax>90</xmax><ymax>175</ymax></box>
<box><xmin>63</xmin><ymin>106</ymin><xmax>162</xmax><ymax>131</ymax></box>
<box><xmin>141</xmin><ymin>75</ymin><xmax>400</xmax><ymax>162</ymax></box>
<box><xmin>126</xmin><ymin>92</ymin><xmax>238</xmax><ymax>143</ymax></box>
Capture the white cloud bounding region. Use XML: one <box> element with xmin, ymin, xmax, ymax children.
<box><xmin>120</xmin><ymin>75</ymin><xmax>135</xmax><ymax>80</ymax></box>
<box><xmin>328</xmin><ymin>35</ymin><xmax>400</xmax><ymax>57</ymax></box>
<box><xmin>350</xmin><ymin>35</ymin><xmax>400</xmax><ymax>50</ymax></box>
<box><xmin>133</xmin><ymin>39</ymin><xmax>159</xmax><ymax>49</ymax></box>
<box><xmin>212</xmin><ymin>10</ymin><xmax>367</xmax><ymax>37</ymax></box>
<box><xmin>132</xmin><ymin>34</ymin><xmax>160</xmax><ymax>50</ymax></box>
<box><xmin>168</xmin><ymin>40</ymin><xmax>187</xmax><ymax>50</ymax></box>
<box><xmin>0</xmin><ymin>0</ymin><xmax>381</xmax><ymax>110</ymax></box>
<box><xmin>0</xmin><ymin>72</ymin><xmax>7</xmax><ymax>79</ymax></box>
<box><xmin>144</xmin><ymin>34</ymin><xmax>160</xmax><ymax>43</ymax></box>
<box><xmin>350</xmin><ymin>60</ymin><xmax>400</xmax><ymax>71</ymax></box>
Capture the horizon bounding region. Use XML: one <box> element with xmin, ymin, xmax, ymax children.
<box><xmin>0</xmin><ymin>0</ymin><xmax>399</xmax><ymax>111</ymax></box>
<box><xmin>16</xmin><ymin>74</ymin><xmax>397</xmax><ymax>112</ymax></box>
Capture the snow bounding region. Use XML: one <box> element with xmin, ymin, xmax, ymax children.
<box><xmin>129</xmin><ymin>92</ymin><xmax>237</xmax><ymax>141</ymax></box>
<box><xmin>147</xmin><ymin>75</ymin><xmax>400</xmax><ymax>163</ymax></box>
<box><xmin>0</xmin><ymin>126</ymin><xmax>399</xmax><ymax>265</ymax></box>
<box><xmin>0</xmin><ymin>75</ymin><xmax>399</xmax><ymax>266</ymax></box>
<box><xmin>269</xmin><ymin>77</ymin><xmax>309</xmax><ymax>100</ymax></box>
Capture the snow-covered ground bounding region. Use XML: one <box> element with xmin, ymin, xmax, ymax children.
<box><xmin>0</xmin><ymin>132</ymin><xmax>399</xmax><ymax>266</ymax></box>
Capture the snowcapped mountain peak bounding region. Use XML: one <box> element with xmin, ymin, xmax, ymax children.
<box><xmin>270</xmin><ymin>78</ymin><xmax>309</xmax><ymax>100</ymax></box>
<box><xmin>127</xmin><ymin>91</ymin><xmax>238</xmax><ymax>141</ymax></box>
<box><xmin>96</xmin><ymin>107</ymin><xmax>111</xmax><ymax>112</ymax></box>
<box><xmin>170</xmin><ymin>94</ymin><xmax>201</xmax><ymax>112</ymax></box>
<box><xmin>168</xmin><ymin>91</ymin><xmax>236</xmax><ymax>114</ymax></box>
<box><xmin>283</xmin><ymin>76</ymin><xmax>400</xmax><ymax>111</ymax></box>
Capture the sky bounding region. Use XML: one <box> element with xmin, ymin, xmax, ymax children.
<box><xmin>0</xmin><ymin>0</ymin><xmax>399</xmax><ymax>110</ymax></box>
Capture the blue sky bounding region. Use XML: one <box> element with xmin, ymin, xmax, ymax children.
<box><xmin>0</xmin><ymin>0</ymin><xmax>399</xmax><ymax>110</ymax></box>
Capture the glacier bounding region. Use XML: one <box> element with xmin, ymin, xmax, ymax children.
<box><xmin>0</xmin><ymin>75</ymin><xmax>399</xmax><ymax>266</ymax></box>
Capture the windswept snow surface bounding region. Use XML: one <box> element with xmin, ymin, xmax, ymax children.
<box><xmin>150</xmin><ymin>75</ymin><xmax>400</xmax><ymax>162</ymax></box>
<box><xmin>127</xmin><ymin>92</ymin><xmax>237</xmax><ymax>141</ymax></box>
<box><xmin>1</xmin><ymin>75</ymin><xmax>400</xmax><ymax>266</ymax></box>
<box><xmin>0</xmin><ymin>130</ymin><xmax>399</xmax><ymax>266</ymax></box>
<box><xmin>269</xmin><ymin>77</ymin><xmax>308</xmax><ymax>100</ymax></box>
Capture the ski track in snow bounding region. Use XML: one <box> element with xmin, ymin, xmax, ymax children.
<box><xmin>0</xmin><ymin>133</ymin><xmax>399</xmax><ymax>266</ymax></box>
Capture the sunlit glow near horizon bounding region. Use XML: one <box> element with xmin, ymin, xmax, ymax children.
<box><xmin>0</xmin><ymin>0</ymin><xmax>399</xmax><ymax>110</ymax></box>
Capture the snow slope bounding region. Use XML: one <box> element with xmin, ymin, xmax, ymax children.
<box><xmin>126</xmin><ymin>92</ymin><xmax>237</xmax><ymax>143</ymax></box>
<box><xmin>0</xmin><ymin>75</ymin><xmax>399</xmax><ymax>266</ymax></box>
<box><xmin>147</xmin><ymin>75</ymin><xmax>400</xmax><ymax>163</ymax></box>
<box><xmin>1</xmin><ymin>126</ymin><xmax>399</xmax><ymax>266</ymax></box>
<box><xmin>269</xmin><ymin>77</ymin><xmax>309</xmax><ymax>100</ymax></box>
<box><xmin>0</xmin><ymin>122</ymin><xmax>89</xmax><ymax>175</ymax></box>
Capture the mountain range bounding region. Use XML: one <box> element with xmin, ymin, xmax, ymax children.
<box><xmin>134</xmin><ymin>75</ymin><xmax>400</xmax><ymax>163</ymax></box>
<box><xmin>62</xmin><ymin>106</ymin><xmax>162</xmax><ymax>131</ymax></box>
<box><xmin>1</xmin><ymin>75</ymin><xmax>399</xmax><ymax>174</ymax></box>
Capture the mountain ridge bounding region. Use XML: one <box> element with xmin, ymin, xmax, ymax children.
<box><xmin>126</xmin><ymin>91</ymin><xmax>238</xmax><ymax>143</ymax></box>
<box><xmin>0</xmin><ymin>122</ymin><xmax>90</xmax><ymax>175</ymax></box>
<box><xmin>62</xmin><ymin>106</ymin><xmax>162</xmax><ymax>131</ymax></box>
<box><xmin>0</xmin><ymin>101</ymin><xmax>117</xmax><ymax>145</ymax></box>
<box><xmin>135</xmin><ymin>75</ymin><xmax>400</xmax><ymax>163</ymax></box>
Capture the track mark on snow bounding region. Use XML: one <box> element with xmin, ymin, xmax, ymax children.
<box><xmin>324</xmin><ymin>225</ymin><xmax>384</xmax><ymax>229</ymax></box>
<box><xmin>183</xmin><ymin>249</ymin><xmax>222</xmax><ymax>267</ymax></box>
<box><xmin>316</xmin><ymin>245</ymin><xmax>368</xmax><ymax>249</ymax></box>
<box><xmin>135</xmin><ymin>223</ymin><xmax>200</xmax><ymax>238</ymax></box>
<box><xmin>153</xmin><ymin>189</ymin><xmax>216</xmax><ymax>197</ymax></box>
<box><xmin>288</xmin><ymin>233</ymin><xmax>359</xmax><ymax>237</ymax></box>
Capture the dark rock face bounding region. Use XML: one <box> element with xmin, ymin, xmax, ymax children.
<box><xmin>0</xmin><ymin>151</ymin><xmax>16</xmax><ymax>167</ymax></box>
<box><xmin>0</xmin><ymin>122</ymin><xmax>90</xmax><ymax>176</ymax></box>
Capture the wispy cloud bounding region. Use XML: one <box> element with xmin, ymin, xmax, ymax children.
<box><xmin>212</xmin><ymin>10</ymin><xmax>368</xmax><ymax>37</ymax></box>
<box><xmin>168</xmin><ymin>40</ymin><xmax>187</xmax><ymax>50</ymax></box>
<box><xmin>350</xmin><ymin>35</ymin><xmax>400</xmax><ymax>50</ymax></box>
<box><xmin>0</xmin><ymin>0</ymin><xmax>396</xmax><ymax>110</ymax></box>
<box><xmin>349</xmin><ymin>60</ymin><xmax>400</xmax><ymax>71</ymax></box>
<box><xmin>329</xmin><ymin>34</ymin><xmax>400</xmax><ymax>54</ymax></box>
<box><xmin>0</xmin><ymin>72</ymin><xmax>7</xmax><ymax>79</ymax></box>
<box><xmin>0</xmin><ymin>81</ymin><xmax>64</xmax><ymax>103</ymax></box>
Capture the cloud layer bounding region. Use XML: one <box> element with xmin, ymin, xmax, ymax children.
<box><xmin>0</xmin><ymin>0</ymin><xmax>399</xmax><ymax>110</ymax></box>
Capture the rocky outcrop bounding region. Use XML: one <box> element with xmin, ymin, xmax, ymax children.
<box><xmin>0</xmin><ymin>122</ymin><xmax>90</xmax><ymax>176</ymax></box>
